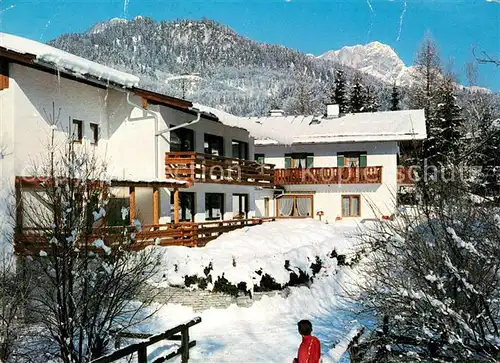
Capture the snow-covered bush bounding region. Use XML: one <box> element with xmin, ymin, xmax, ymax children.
<box><xmin>182</xmin><ymin>254</ymin><xmax>336</xmax><ymax>297</ymax></box>
<box><xmin>358</xmin><ymin>183</ymin><xmax>500</xmax><ymax>361</ymax></box>
<box><xmin>149</xmin><ymin>219</ymin><xmax>361</xmax><ymax>296</ymax></box>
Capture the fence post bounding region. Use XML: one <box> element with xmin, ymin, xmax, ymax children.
<box><xmin>181</xmin><ymin>325</ymin><xmax>190</xmax><ymax>362</ymax></box>
<box><xmin>137</xmin><ymin>346</ymin><xmax>147</xmax><ymax>363</ymax></box>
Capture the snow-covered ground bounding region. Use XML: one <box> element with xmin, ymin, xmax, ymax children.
<box><xmin>149</xmin><ymin>219</ymin><xmax>361</xmax><ymax>293</ymax></box>
<box><xmin>135</xmin><ymin>220</ymin><xmax>370</xmax><ymax>363</ymax></box>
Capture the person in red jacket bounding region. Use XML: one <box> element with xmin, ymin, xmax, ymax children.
<box><xmin>293</xmin><ymin>320</ymin><xmax>321</xmax><ymax>363</ymax></box>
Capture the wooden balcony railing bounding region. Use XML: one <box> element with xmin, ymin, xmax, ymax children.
<box><xmin>274</xmin><ymin>167</ymin><xmax>383</xmax><ymax>185</ymax></box>
<box><xmin>165</xmin><ymin>152</ymin><xmax>274</xmax><ymax>187</ymax></box>
<box><xmin>15</xmin><ymin>217</ymin><xmax>279</xmax><ymax>255</ymax></box>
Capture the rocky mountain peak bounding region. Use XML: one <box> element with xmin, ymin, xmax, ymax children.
<box><xmin>319</xmin><ymin>41</ymin><xmax>408</xmax><ymax>84</ymax></box>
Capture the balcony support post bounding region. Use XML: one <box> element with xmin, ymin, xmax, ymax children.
<box><xmin>173</xmin><ymin>188</ymin><xmax>180</xmax><ymax>224</ymax></box>
<box><xmin>153</xmin><ymin>187</ymin><xmax>160</xmax><ymax>226</ymax></box>
<box><xmin>129</xmin><ymin>186</ymin><xmax>136</xmax><ymax>225</ymax></box>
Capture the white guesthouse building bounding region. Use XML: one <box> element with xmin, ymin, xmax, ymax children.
<box><xmin>0</xmin><ymin>32</ymin><xmax>426</xmax><ymax>245</ymax></box>
<box><xmin>0</xmin><ymin>32</ymin><xmax>276</xmax><ymax>235</ymax></box>
<box><xmin>240</xmin><ymin>105</ymin><xmax>426</xmax><ymax>222</ymax></box>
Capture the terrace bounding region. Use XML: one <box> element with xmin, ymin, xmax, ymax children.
<box><xmin>15</xmin><ymin>218</ymin><xmax>280</xmax><ymax>255</ymax></box>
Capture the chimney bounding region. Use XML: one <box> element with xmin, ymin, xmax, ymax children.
<box><xmin>269</xmin><ymin>109</ymin><xmax>285</xmax><ymax>117</ymax></box>
<box><xmin>326</xmin><ymin>104</ymin><xmax>340</xmax><ymax>118</ymax></box>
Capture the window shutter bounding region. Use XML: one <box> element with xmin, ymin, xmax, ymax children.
<box><xmin>306</xmin><ymin>155</ymin><xmax>314</xmax><ymax>168</ymax></box>
<box><xmin>337</xmin><ymin>154</ymin><xmax>344</xmax><ymax>167</ymax></box>
<box><xmin>285</xmin><ymin>156</ymin><xmax>292</xmax><ymax>168</ymax></box>
<box><xmin>360</xmin><ymin>154</ymin><xmax>367</xmax><ymax>167</ymax></box>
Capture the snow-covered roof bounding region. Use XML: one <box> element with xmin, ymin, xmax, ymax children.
<box><xmin>0</xmin><ymin>32</ymin><xmax>140</xmax><ymax>88</ymax></box>
<box><xmin>241</xmin><ymin>109</ymin><xmax>426</xmax><ymax>145</ymax></box>
<box><xmin>192</xmin><ymin>103</ymin><xmax>294</xmax><ymax>144</ymax></box>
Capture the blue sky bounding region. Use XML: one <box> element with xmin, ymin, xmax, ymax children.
<box><xmin>1</xmin><ymin>0</ymin><xmax>499</xmax><ymax>90</ymax></box>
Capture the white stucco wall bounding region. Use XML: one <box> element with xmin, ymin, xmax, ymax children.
<box><xmin>0</xmin><ymin>64</ymin><xmax>16</xmax><ymax>253</ymax></box>
<box><xmin>11</xmin><ymin>64</ymin><xmax>110</xmax><ymax>177</ymax></box>
<box><xmin>106</xmin><ymin>92</ymin><xmax>158</xmax><ymax>179</ymax></box>
<box><xmin>256</xmin><ymin>141</ymin><xmax>399</xmax><ymax>221</ymax></box>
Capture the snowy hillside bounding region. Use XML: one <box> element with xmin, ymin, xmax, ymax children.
<box><xmin>47</xmin><ymin>17</ymin><xmax>494</xmax><ymax>116</ymax></box>
<box><xmin>48</xmin><ymin>17</ymin><xmax>393</xmax><ymax>115</ymax></box>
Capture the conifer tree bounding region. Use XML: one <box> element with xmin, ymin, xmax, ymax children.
<box><xmin>431</xmin><ymin>75</ymin><xmax>463</xmax><ymax>165</ymax></box>
<box><xmin>349</xmin><ymin>72</ymin><xmax>365</xmax><ymax>113</ymax></box>
<box><xmin>390</xmin><ymin>84</ymin><xmax>400</xmax><ymax>111</ymax></box>
<box><xmin>331</xmin><ymin>68</ymin><xmax>348</xmax><ymax>113</ymax></box>
<box><xmin>363</xmin><ymin>85</ymin><xmax>379</xmax><ymax>113</ymax></box>
<box><xmin>474</xmin><ymin>107</ymin><xmax>500</xmax><ymax>198</ymax></box>
<box><xmin>410</xmin><ymin>34</ymin><xmax>442</xmax><ymax>117</ymax></box>
<box><xmin>409</xmin><ymin>34</ymin><xmax>443</xmax><ymax>163</ymax></box>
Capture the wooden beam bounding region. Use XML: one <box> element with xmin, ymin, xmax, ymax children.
<box><xmin>0</xmin><ymin>58</ymin><xmax>9</xmax><ymax>90</ymax></box>
<box><xmin>129</xmin><ymin>186</ymin><xmax>136</xmax><ymax>225</ymax></box>
<box><xmin>173</xmin><ymin>188</ymin><xmax>180</xmax><ymax>224</ymax></box>
<box><xmin>153</xmin><ymin>187</ymin><xmax>159</xmax><ymax>225</ymax></box>
<box><xmin>133</xmin><ymin>87</ymin><xmax>193</xmax><ymax>109</ymax></box>
<box><xmin>0</xmin><ymin>49</ymin><xmax>36</xmax><ymax>65</ymax></box>
<box><xmin>141</xmin><ymin>96</ymin><xmax>148</xmax><ymax>109</ymax></box>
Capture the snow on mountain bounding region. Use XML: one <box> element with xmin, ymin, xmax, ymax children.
<box><xmin>47</xmin><ymin>17</ymin><xmax>493</xmax><ymax>115</ymax></box>
<box><xmin>88</xmin><ymin>18</ymin><xmax>129</xmax><ymax>35</ymax></box>
<box><xmin>319</xmin><ymin>41</ymin><xmax>410</xmax><ymax>85</ymax></box>
<box><xmin>50</xmin><ymin>17</ymin><xmax>363</xmax><ymax>116</ymax></box>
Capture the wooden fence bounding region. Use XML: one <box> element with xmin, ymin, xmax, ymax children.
<box><xmin>15</xmin><ymin>217</ymin><xmax>279</xmax><ymax>255</ymax></box>
<box><xmin>91</xmin><ymin>317</ymin><xmax>201</xmax><ymax>363</ymax></box>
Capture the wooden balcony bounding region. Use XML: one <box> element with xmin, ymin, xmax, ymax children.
<box><xmin>274</xmin><ymin>167</ymin><xmax>383</xmax><ymax>185</ymax></box>
<box><xmin>165</xmin><ymin>152</ymin><xmax>274</xmax><ymax>187</ymax></box>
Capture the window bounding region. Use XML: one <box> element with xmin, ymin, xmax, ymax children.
<box><xmin>285</xmin><ymin>153</ymin><xmax>314</xmax><ymax>168</ymax></box>
<box><xmin>232</xmin><ymin>194</ymin><xmax>249</xmax><ymax>219</ymax></box>
<box><xmin>72</xmin><ymin>119</ymin><xmax>83</xmax><ymax>143</ymax></box>
<box><xmin>171</xmin><ymin>192</ymin><xmax>195</xmax><ymax>222</ymax></box>
<box><xmin>255</xmin><ymin>154</ymin><xmax>265</xmax><ymax>164</ymax></box>
<box><xmin>90</xmin><ymin>123</ymin><xmax>99</xmax><ymax>145</ymax></box>
<box><xmin>264</xmin><ymin>197</ymin><xmax>270</xmax><ymax>217</ymax></box>
<box><xmin>205</xmin><ymin>193</ymin><xmax>224</xmax><ymax>220</ymax></box>
<box><xmin>277</xmin><ymin>195</ymin><xmax>313</xmax><ymax>217</ymax></box>
<box><xmin>170</xmin><ymin>127</ymin><xmax>194</xmax><ymax>152</ymax></box>
<box><xmin>232</xmin><ymin>140</ymin><xmax>248</xmax><ymax>160</ymax></box>
<box><xmin>204</xmin><ymin>134</ymin><xmax>224</xmax><ymax>156</ymax></box>
<box><xmin>337</xmin><ymin>152</ymin><xmax>367</xmax><ymax>167</ymax></box>
<box><xmin>342</xmin><ymin>195</ymin><xmax>361</xmax><ymax>217</ymax></box>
